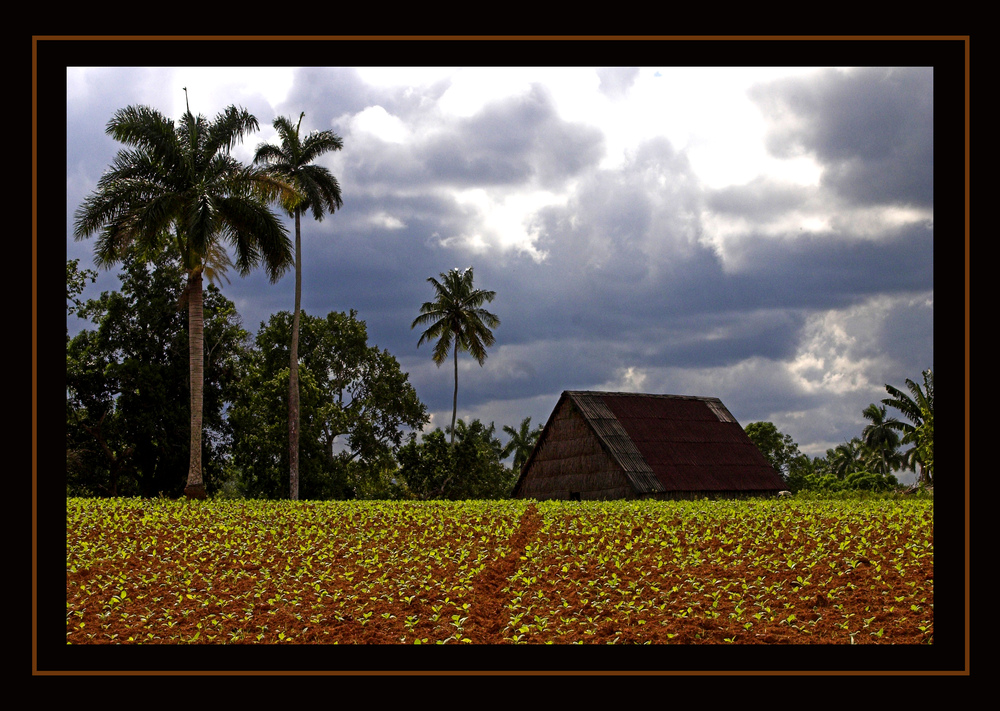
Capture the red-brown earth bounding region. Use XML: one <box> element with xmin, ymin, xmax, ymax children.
<box><xmin>65</xmin><ymin>498</ymin><xmax>933</xmax><ymax>646</ymax></box>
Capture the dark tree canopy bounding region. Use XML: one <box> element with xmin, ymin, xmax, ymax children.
<box><xmin>66</xmin><ymin>249</ymin><xmax>248</xmax><ymax>497</ymax></box>
<box><xmin>228</xmin><ymin>310</ymin><xmax>428</xmax><ymax>500</ymax></box>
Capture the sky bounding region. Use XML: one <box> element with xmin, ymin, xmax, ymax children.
<box><xmin>60</xmin><ymin>48</ymin><xmax>950</xmax><ymax>484</ymax></box>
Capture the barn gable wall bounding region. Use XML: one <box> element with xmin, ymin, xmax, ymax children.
<box><xmin>514</xmin><ymin>398</ymin><xmax>636</xmax><ymax>500</ymax></box>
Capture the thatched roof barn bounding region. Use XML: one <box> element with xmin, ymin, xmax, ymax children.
<box><xmin>512</xmin><ymin>391</ymin><xmax>785</xmax><ymax>501</ymax></box>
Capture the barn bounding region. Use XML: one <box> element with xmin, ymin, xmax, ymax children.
<box><xmin>511</xmin><ymin>391</ymin><xmax>785</xmax><ymax>501</ymax></box>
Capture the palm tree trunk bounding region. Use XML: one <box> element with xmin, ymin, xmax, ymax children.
<box><xmin>451</xmin><ymin>345</ymin><xmax>458</xmax><ymax>447</ymax></box>
<box><xmin>289</xmin><ymin>211</ymin><xmax>302</xmax><ymax>500</ymax></box>
<box><xmin>183</xmin><ymin>269</ymin><xmax>207</xmax><ymax>499</ymax></box>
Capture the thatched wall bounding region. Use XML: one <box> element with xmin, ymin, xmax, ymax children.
<box><xmin>516</xmin><ymin>400</ymin><xmax>635</xmax><ymax>500</ymax></box>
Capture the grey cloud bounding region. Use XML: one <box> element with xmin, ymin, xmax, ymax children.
<box><xmin>334</xmin><ymin>82</ymin><xmax>604</xmax><ymax>193</ymax></box>
<box><xmin>423</xmin><ymin>83</ymin><xmax>605</xmax><ymax>189</ymax></box>
<box><xmin>751</xmin><ymin>67</ymin><xmax>933</xmax><ymax>208</ymax></box>
<box><xmin>706</xmin><ymin>178</ymin><xmax>816</xmax><ymax>220</ymax></box>
<box><xmin>722</xmin><ymin>222</ymin><xmax>933</xmax><ymax>306</ymax></box>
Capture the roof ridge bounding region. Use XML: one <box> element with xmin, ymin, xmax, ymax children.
<box><xmin>565</xmin><ymin>390</ymin><xmax>723</xmax><ymax>402</ymax></box>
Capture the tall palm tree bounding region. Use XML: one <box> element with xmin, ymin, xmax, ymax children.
<box><xmin>254</xmin><ymin>113</ymin><xmax>343</xmax><ymax>501</ymax></box>
<box><xmin>74</xmin><ymin>100</ymin><xmax>292</xmax><ymax>499</ymax></box>
<box><xmin>411</xmin><ymin>268</ymin><xmax>500</xmax><ymax>446</ymax></box>
<box><xmin>882</xmin><ymin>369</ymin><xmax>934</xmax><ymax>485</ymax></box>
<box><xmin>861</xmin><ymin>403</ymin><xmax>902</xmax><ymax>476</ymax></box>
<box><xmin>501</xmin><ymin>416</ymin><xmax>542</xmax><ymax>473</ymax></box>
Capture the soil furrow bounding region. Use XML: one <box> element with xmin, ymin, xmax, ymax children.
<box><xmin>462</xmin><ymin>503</ymin><xmax>542</xmax><ymax>644</ymax></box>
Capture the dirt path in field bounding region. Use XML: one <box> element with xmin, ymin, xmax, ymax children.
<box><xmin>461</xmin><ymin>503</ymin><xmax>543</xmax><ymax>644</ymax></box>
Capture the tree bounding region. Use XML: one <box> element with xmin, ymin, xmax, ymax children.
<box><xmin>501</xmin><ymin>416</ymin><xmax>542</xmax><ymax>473</ymax></box>
<box><xmin>66</xmin><ymin>248</ymin><xmax>249</xmax><ymax>497</ymax></box>
<box><xmin>861</xmin><ymin>403</ymin><xmax>903</xmax><ymax>476</ymax></box>
<box><xmin>397</xmin><ymin>419</ymin><xmax>515</xmax><ymax>500</ymax></box>
<box><xmin>253</xmin><ymin>113</ymin><xmax>344</xmax><ymax>501</ymax></box>
<box><xmin>411</xmin><ymin>267</ymin><xmax>500</xmax><ymax>446</ymax></box>
<box><xmin>66</xmin><ymin>258</ymin><xmax>97</xmax><ymax>323</ymax></box>
<box><xmin>228</xmin><ymin>310</ymin><xmax>427</xmax><ymax>500</ymax></box>
<box><xmin>882</xmin><ymin>369</ymin><xmax>934</xmax><ymax>485</ymax></box>
<box><xmin>829</xmin><ymin>438</ymin><xmax>865</xmax><ymax>479</ymax></box>
<box><xmin>73</xmin><ymin>99</ymin><xmax>291</xmax><ymax>498</ymax></box>
<box><xmin>743</xmin><ymin>421</ymin><xmax>800</xmax><ymax>481</ymax></box>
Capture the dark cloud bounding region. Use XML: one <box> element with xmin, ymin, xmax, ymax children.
<box><xmin>706</xmin><ymin>178</ymin><xmax>815</xmax><ymax>220</ymax></box>
<box><xmin>750</xmin><ymin>67</ymin><xmax>933</xmax><ymax>208</ymax></box>
<box><xmin>334</xmin><ymin>82</ymin><xmax>604</xmax><ymax>192</ymax></box>
<box><xmin>722</xmin><ymin>222</ymin><xmax>934</xmax><ymax>307</ymax></box>
<box><xmin>422</xmin><ymin>83</ymin><xmax>605</xmax><ymax>189</ymax></box>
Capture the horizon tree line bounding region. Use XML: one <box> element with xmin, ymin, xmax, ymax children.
<box><xmin>745</xmin><ymin>368</ymin><xmax>934</xmax><ymax>492</ymax></box>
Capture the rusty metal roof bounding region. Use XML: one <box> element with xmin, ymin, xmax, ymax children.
<box><xmin>516</xmin><ymin>390</ymin><xmax>785</xmax><ymax>495</ymax></box>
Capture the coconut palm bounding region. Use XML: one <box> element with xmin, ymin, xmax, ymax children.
<box><xmin>74</xmin><ymin>100</ymin><xmax>292</xmax><ymax>498</ymax></box>
<box><xmin>882</xmin><ymin>369</ymin><xmax>934</xmax><ymax>485</ymax></box>
<box><xmin>501</xmin><ymin>416</ymin><xmax>542</xmax><ymax>472</ymax></box>
<box><xmin>411</xmin><ymin>268</ymin><xmax>500</xmax><ymax>446</ymax></box>
<box><xmin>254</xmin><ymin>113</ymin><xmax>344</xmax><ymax>500</ymax></box>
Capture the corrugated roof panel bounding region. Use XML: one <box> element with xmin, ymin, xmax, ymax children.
<box><xmin>568</xmin><ymin>392</ymin><xmax>665</xmax><ymax>494</ymax></box>
<box><xmin>595</xmin><ymin>391</ymin><xmax>783</xmax><ymax>493</ymax></box>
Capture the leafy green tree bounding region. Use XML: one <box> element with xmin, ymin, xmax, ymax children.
<box><xmin>882</xmin><ymin>369</ymin><xmax>934</xmax><ymax>485</ymax></box>
<box><xmin>501</xmin><ymin>416</ymin><xmax>542</xmax><ymax>473</ymax></box>
<box><xmin>254</xmin><ymin>113</ymin><xmax>344</xmax><ymax>501</ymax></box>
<box><xmin>845</xmin><ymin>469</ymin><xmax>899</xmax><ymax>492</ymax></box>
<box><xmin>395</xmin><ymin>429</ymin><xmax>454</xmax><ymax>500</ymax></box>
<box><xmin>785</xmin><ymin>453</ymin><xmax>829</xmax><ymax>493</ymax></box>
<box><xmin>450</xmin><ymin>419</ymin><xmax>517</xmax><ymax>499</ymax></box>
<box><xmin>743</xmin><ymin>421</ymin><xmax>800</xmax><ymax>481</ymax></box>
<box><xmin>228</xmin><ymin>310</ymin><xmax>427</xmax><ymax>500</ymax></box>
<box><xmin>411</xmin><ymin>267</ymin><xmax>500</xmax><ymax>446</ymax></box>
<box><xmin>73</xmin><ymin>99</ymin><xmax>292</xmax><ymax>498</ymax></box>
<box><xmin>67</xmin><ymin>248</ymin><xmax>248</xmax><ymax>497</ymax></box>
<box><xmin>66</xmin><ymin>258</ymin><xmax>97</xmax><ymax>322</ymax></box>
<box><xmin>861</xmin><ymin>403</ymin><xmax>903</xmax><ymax>475</ymax></box>
<box><xmin>396</xmin><ymin>419</ymin><xmax>515</xmax><ymax>500</ymax></box>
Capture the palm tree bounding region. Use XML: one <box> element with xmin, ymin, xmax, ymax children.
<box><xmin>411</xmin><ymin>268</ymin><xmax>500</xmax><ymax>446</ymax></box>
<box><xmin>861</xmin><ymin>403</ymin><xmax>902</xmax><ymax>476</ymax></box>
<box><xmin>829</xmin><ymin>438</ymin><xmax>864</xmax><ymax>479</ymax></box>
<box><xmin>74</xmin><ymin>99</ymin><xmax>292</xmax><ymax>499</ymax></box>
<box><xmin>501</xmin><ymin>416</ymin><xmax>542</xmax><ymax>473</ymax></box>
<box><xmin>254</xmin><ymin>113</ymin><xmax>344</xmax><ymax>501</ymax></box>
<box><xmin>882</xmin><ymin>369</ymin><xmax>934</xmax><ymax>485</ymax></box>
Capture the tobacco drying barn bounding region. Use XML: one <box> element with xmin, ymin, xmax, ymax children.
<box><xmin>512</xmin><ymin>391</ymin><xmax>785</xmax><ymax>501</ymax></box>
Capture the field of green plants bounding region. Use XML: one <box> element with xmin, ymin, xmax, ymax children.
<box><xmin>66</xmin><ymin>496</ymin><xmax>933</xmax><ymax>645</ymax></box>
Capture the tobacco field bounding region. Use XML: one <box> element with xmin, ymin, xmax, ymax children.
<box><xmin>66</xmin><ymin>496</ymin><xmax>933</xmax><ymax>645</ymax></box>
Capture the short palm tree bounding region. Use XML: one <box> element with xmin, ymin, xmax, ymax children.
<box><xmin>829</xmin><ymin>438</ymin><xmax>864</xmax><ymax>479</ymax></box>
<box><xmin>254</xmin><ymin>113</ymin><xmax>343</xmax><ymax>500</ymax></box>
<box><xmin>74</xmin><ymin>100</ymin><xmax>292</xmax><ymax>498</ymax></box>
<box><xmin>411</xmin><ymin>268</ymin><xmax>500</xmax><ymax>446</ymax></box>
<box><xmin>501</xmin><ymin>416</ymin><xmax>542</xmax><ymax>472</ymax></box>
